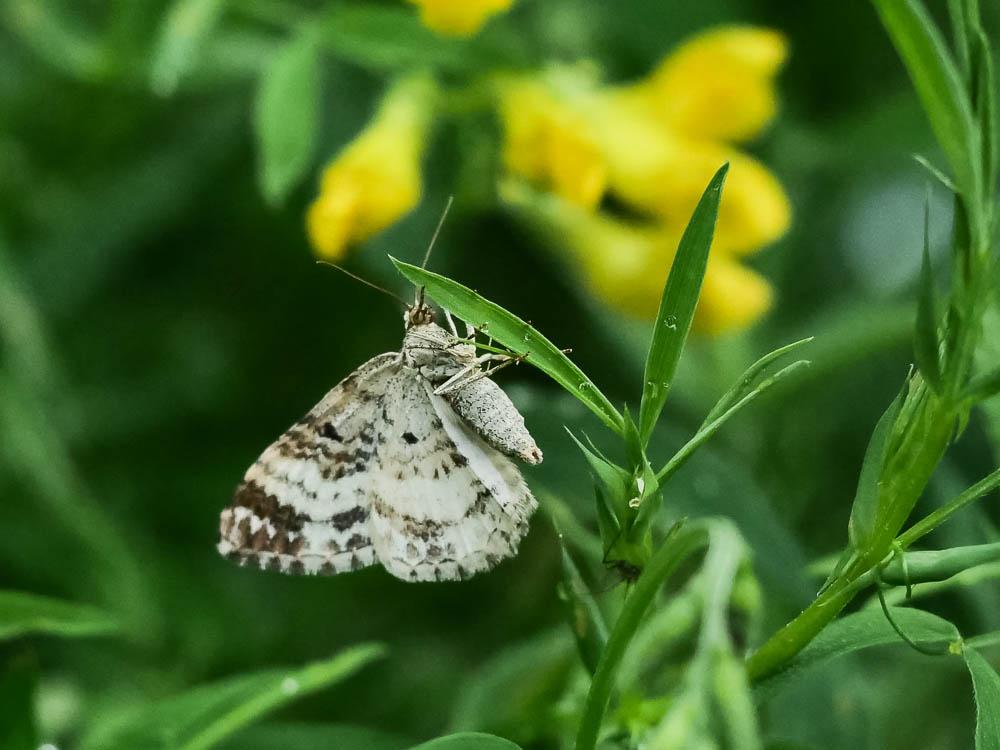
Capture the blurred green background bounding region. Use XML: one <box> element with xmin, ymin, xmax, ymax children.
<box><xmin>2</xmin><ymin>1</ymin><xmax>1000</xmax><ymax>748</ymax></box>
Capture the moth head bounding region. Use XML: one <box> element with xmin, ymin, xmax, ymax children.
<box><xmin>405</xmin><ymin>303</ymin><xmax>436</xmax><ymax>329</ymax></box>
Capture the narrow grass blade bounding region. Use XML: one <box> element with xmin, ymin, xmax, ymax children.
<box><xmin>150</xmin><ymin>0</ymin><xmax>224</xmax><ymax>96</ymax></box>
<box><xmin>914</xmin><ymin>193</ymin><xmax>943</xmax><ymax>392</ymax></box>
<box><xmin>913</xmin><ymin>154</ymin><xmax>958</xmax><ymax>192</ymax></box>
<box><xmin>255</xmin><ymin>29</ymin><xmax>321</xmax><ymax>205</ymax></box>
<box><xmin>974</xmin><ymin>28</ymin><xmax>998</xmax><ymax>193</ymax></box>
<box><xmin>409</xmin><ymin>734</ymin><xmax>521</xmax><ymax>750</ymax></box>
<box><xmin>701</xmin><ymin>337</ymin><xmax>813</xmax><ymax>428</ymax></box>
<box><xmin>0</xmin><ymin>591</ymin><xmax>119</xmax><ymax>641</ymax></box>
<box><xmin>638</xmin><ymin>163</ymin><xmax>728</xmax><ymax>445</ymax></box>
<box><xmin>79</xmin><ymin>643</ymin><xmax>385</xmax><ymax>750</ymax></box>
<box><xmin>847</xmin><ymin>386</ymin><xmax>906</xmax><ymax>551</ymax></box>
<box><xmin>392</xmin><ymin>258</ymin><xmax>623</xmax><ymax>432</ymax></box>
<box><xmin>897</xmin><ymin>466</ymin><xmax>1000</xmax><ymax>548</ymax></box>
<box><xmin>965</xmin><ymin>364</ymin><xmax>1000</xmax><ymax>401</ymax></box>
<box><xmin>873</xmin><ymin>0</ymin><xmax>980</xmax><ymax>198</ymax></box>
<box><xmin>657</xmin><ymin>360</ymin><xmax>811</xmax><ymax>484</ymax></box>
<box><xmin>965</xmin><ymin>647</ymin><xmax>1000</xmax><ymax>749</ymax></box>
<box><xmin>557</xmin><ymin>541</ymin><xmax>608</xmax><ymax>674</ymax></box>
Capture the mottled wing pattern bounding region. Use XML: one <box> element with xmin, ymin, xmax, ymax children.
<box><xmin>218</xmin><ymin>353</ymin><xmax>399</xmax><ymax>575</ymax></box>
<box><xmin>218</xmin><ymin>350</ymin><xmax>537</xmax><ymax>582</ymax></box>
<box><xmin>369</xmin><ymin>371</ymin><xmax>536</xmax><ymax>581</ymax></box>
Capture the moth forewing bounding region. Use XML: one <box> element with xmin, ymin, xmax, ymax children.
<box><xmin>218</xmin><ymin>307</ymin><xmax>542</xmax><ymax>582</ymax></box>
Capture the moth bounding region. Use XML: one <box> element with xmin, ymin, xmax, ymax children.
<box><xmin>218</xmin><ymin>300</ymin><xmax>542</xmax><ymax>582</ymax></box>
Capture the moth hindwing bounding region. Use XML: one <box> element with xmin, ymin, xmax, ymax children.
<box><xmin>218</xmin><ymin>305</ymin><xmax>542</xmax><ymax>582</ymax></box>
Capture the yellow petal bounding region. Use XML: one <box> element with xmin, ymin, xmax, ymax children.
<box><xmin>590</xmin><ymin>95</ymin><xmax>790</xmax><ymax>254</ymax></box>
<box><xmin>499</xmin><ymin>76</ymin><xmax>607</xmax><ymax>210</ymax></box>
<box><xmin>408</xmin><ymin>0</ymin><xmax>513</xmax><ymax>36</ymax></box>
<box><xmin>306</xmin><ymin>75</ymin><xmax>433</xmax><ymax>258</ymax></box>
<box><xmin>694</xmin><ymin>254</ymin><xmax>774</xmax><ymax>335</ymax></box>
<box><xmin>646</xmin><ymin>26</ymin><xmax>788</xmax><ymax>142</ymax></box>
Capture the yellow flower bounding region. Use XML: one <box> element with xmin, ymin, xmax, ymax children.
<box><xmin>497</xmin><ymin>75</ymin><xmax>607</xmax><ymax>209</ymax></box>
<box><xmin>588</xmin><ymin>85</ymin><xmax>789</xmax><ymax>255</ymax></box>
<box><xmin>643</xmin><ymin>26</ymin><xmax>788</xmax><ymax>143</ymax></box>
<box><xmin>501</xmin><ymin>180</ymin><xmax>773</xmax><ymax>334</ymax></box>
<box><xmin>306</xmin><ymin>75</ymin><xmax>435</xmax><ymax>260</ymax></box>
<box><xmin>497</xmin><ymin>26</ymin><xmax>790</xmax><ymax>334</ymax></box>
<box><xmin>408</xmin><ymin>0</ymin><xmax>513</xmax><ymax>37</ymax></box>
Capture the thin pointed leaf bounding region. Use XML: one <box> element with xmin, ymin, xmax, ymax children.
<box><xmin>255</xmin><ymin>29</ymin><xmax>321</xmax><ymax>205</ymax></box>
<box><xmin>702</xmin><ymin>338</ymin><xmax>813</xmax><ymax>428</ymax></box>
<box><xmin>914</xmin><ymin>194</ymin><xmax>943</xmax><ymax>392</ymax></box>
<box><xmin>658</xmin><ymin>360</ymin><xmax>811</xmax><ymax>484</ymax></box>
<box><xmin>847</xmin><ymin>385</ymin><xmax>907</xmax><ymax>551</ymax></box>
<box><xmin>0</xmin><ymin>591</ymin><xmax>119</xmax><ymax>641</ymax></box>
<box><xmin>913</xmin><ymin>153</ymin><xmax>958</xmax><ymax>192</ymax></box>
<box><xmin>566</xmin><ymin>430</ymin><xmax>629</xmax><ymax>538</ymax></box>
<box><xmin>557</xmin><ymin>541</ymin><xmax>608</xmax><ymax>674</ymax></box>
<box><xmin>974</xmin><ymin>29</ymin><xmax>998</xmax><ymax>191</ymax></box>
<box><xmin>79</xmin><ymin>644</ymin><xmax>385</xmax><ymax>750</ymax></box>
<box><xmin>150</xmin><ymin>0</ymin><xmax>225</xmax><ymax>96</ymax></box>
<box><xmin>948</xmin><ymin>0</ymin><xmax>972</xmax><ymax>79</ymax></box>
<box><xmin>409</xmin><ymin>734</ymin><xmax>521</xmax><ymax>750</ymax></box>
<box><xmin>873</xmin><ymin>0</ymin><xmax>980</xmax><ymax>199</ymax></box>
<box><xmin>638</xmin><ymin>163</ymin><xmax>728</xmax><ymax>444</ymax></box>
<box><xmin>391</xmin><ymin>259</ymin><xmax>623</xmax><ymax>433</ymax></box>
<box><xmin>965</xmin><ymin>364</ymin><xmax>1000</xmax><ymax>401</ymax></box>
<box><xmin>965</xmin><ymin>647</ymin><xmax>1000</xmax><ymax>749</ymax></box>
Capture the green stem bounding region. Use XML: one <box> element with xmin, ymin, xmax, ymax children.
<box><xmin>575</xmin><ymin>521</ymin><xmax>708</xmax><ymax>750</ymax></box>
<box><xmin>897</xmin><ymin>466</ymin><xmax>1000</xmax><ymax>548</ymax></box>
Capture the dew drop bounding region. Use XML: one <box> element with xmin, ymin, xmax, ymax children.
<box><xmin>664</xmin><ymin>314</ymin><xmax>678</xmax><ymax>330</ymax></box>
<box><xmin>280</xmin><ymin>677</ymin><xmax>300</xmax><ymax>695</ymax></box>
<box><xmin>628</xmin><ymin>498</ymin><xmax>641</xmax><ymax>508</ymax></box>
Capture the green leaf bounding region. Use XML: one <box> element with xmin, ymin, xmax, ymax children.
<box><xmin>150</xmin><ymin>0</ymin><xmax>225</xmax><ymax>96</ymax></box>
<box><xmin>255</xmin><ymin>29</ymin><xmax>321</xmax><ymax>205</ymax></box>
<box><xmin>409</xmin><ymin>734</ymin><xmax>520</xmax><ymax>750</ymax></box>
<box><xmin>391</xmin><ymin>258</ymin><xmax>623</xmax><ymax>432</ymax></box>
<box><xmin>757</xmin><ymin>607</ymin><xmax>959</xmax><ymax>695</ymax></box>
<box><xmin>872</xmin><ymin>0</ymin><xmax>980</xmax><ymax>199</ymax></box>
<box><xmin>566</xmin><ymin>429</ymin><xmax>630</xmax><ymax>525</ymax></box>
<box><xmin>218</xmin><ymin>722</ymin><xmax>411</xmax><ymax>750</ymax></box>
<box><xmin>914</xmin><ymin>193</ymin><xmax>943</xmax><ymax>392</ymax></box>
<box><xmin>701</xmin><ymin>337</ymin><xmax>813</xmax><ymax>428</ymax></box>
<box><xmin>657</xmin><ymin>359</ymin><xmax>811</xmax><ymax>484</ymax></box>
<box><xmin>557</xmin><ymin>539</ymin><xmax>608</xmax><ymax>674</ymax></box>
<box><xmin>638</xmin><ymin>163</ymin><xmax>728</xmax><ymax>445</ymax></box>
<box><xmin>79</xmin><ymin>643</ymin><xmax>385</xmax><ymax>750</ymax></box>
<box><xmin>847</xmin><ymin>385</ymin><xmax>906</xmax><ymax>552</ymax></box>
<box><xmin>965</xmin><ymin>364</ymin><xmax>1000</xmax><ymax>401</ymax></box>
<box><xmin>965</xmin><ymin>647</ymin><xmax>1000</xmax><ymax>749</ymax></box>
<box><xmin>913</xmin><ymin>153</ymin><xmax>958</xmax><ymax>192</ymax></box>
<box><xmin>318</xmin><ymin>5</ymin><xmax>518</xmax><ymax>73</ymax></box>
<box><xmin>881</xmin><ymin>542</ymin><xmax>1000</xmax><ymax>585</ymax></box>
<box><xmin>0</xmin><ymin>590</ymin><xmax>119</xmax><ymax>641</ymax></box>
<box><xmin>973</xmin><ymin>28</ymin><xmax>999</xmax><ymax>196</ymax></box>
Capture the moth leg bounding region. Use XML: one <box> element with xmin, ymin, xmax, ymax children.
<box><xmin>443</xmin><ymin>308</ymin><xmax>459</xmax><ymax>337</ymax></box>
<box><xmin>433</xmin><ymin>352</ymin><xmax>525</xmax><ymax>396</ymax></box>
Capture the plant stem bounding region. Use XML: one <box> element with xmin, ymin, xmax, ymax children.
<box><xmin>575</xmin><ymin>521</ymin><xmax>708</xmax><ymax>750</ymax></box>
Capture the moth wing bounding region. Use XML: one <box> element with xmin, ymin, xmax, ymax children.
<box><xmin>218</xmin><ymin>352</ymin><xmax>400</xmax><ymax>575</ymax></box>
<box><xmin>369</xmin><ymin>371</ymin><xmax>537</xmax><ymax>582</ymax></box>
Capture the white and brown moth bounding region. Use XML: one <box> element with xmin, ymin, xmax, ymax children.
<box><xmin>218</xmin><ymin>302</ymin><xmax>542</xmax><ymax>582</ymax></box>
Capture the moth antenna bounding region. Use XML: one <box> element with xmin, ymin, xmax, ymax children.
<box><xmin>316</xmin><ymin>260</ymin><xmax>409</xmax><ymax>307</ymax></box>
<box><xmin>416</xmin><ymin>195</ymin><xmax>454</xmax><ymax>308</ymax></box>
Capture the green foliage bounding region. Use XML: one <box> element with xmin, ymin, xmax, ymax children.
<box><xmin>0</xmin><ymin>590</ymin><xmax>118</xmax><ymax>641</ymax></box>
<box><xmin>79</xmin><ymin>644</ymin><xmax>385</xmax><ymax>750</ymax></box>
<box><xmin>409</xmin><ymin>733</ymin><xmax>521</xmax><ymax>750</ymax></box>
<box><xmin>255</xmin><ymin>28</ymin><xmax>321</xmax><ymax>205</ymax></box>
<box><xmin>965</xmin><ymin>648</ymin><xmax>1000</xmax><ymax>749</ymax></box>
<box><xmin>638</xmin><ymin>163</ymin><xmax>728</xmax><ymax>444</ymax></box>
